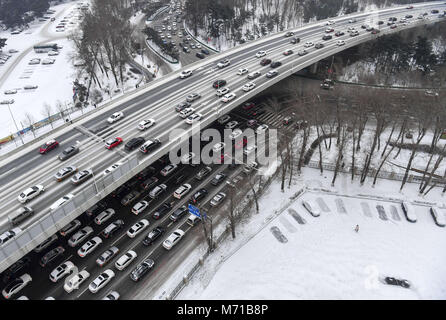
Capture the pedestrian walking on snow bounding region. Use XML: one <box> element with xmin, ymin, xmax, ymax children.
<box><xmin>355</xmin><ymin>224</ymin><xmax>359</xmax><ymax>233</ymax></box>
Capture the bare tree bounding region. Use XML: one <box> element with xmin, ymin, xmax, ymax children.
<box><xmin>41</xmin><ymin>102</ymin><xmax>54</xmax><ymax>129</ymax></box>
<box><xmin>23</xmin><ymin>112</ymin><xmax>36</xmax><ymax>139</ymax></box>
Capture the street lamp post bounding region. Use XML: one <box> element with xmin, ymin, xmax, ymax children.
<box><xmin>6</xmin><ymin>101</ymin><xmax>24</xmax><ymax>145</ymax></box>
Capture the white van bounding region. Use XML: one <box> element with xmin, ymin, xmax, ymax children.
<box><xmin>401</xmin><ymin>202</ymin><xmax>417</xmax><ymax>223</ymax></box>
<box><xmin>186</xmin><ymin>214</ymin><xmax>201</xmax><ymax>227</ymax></box>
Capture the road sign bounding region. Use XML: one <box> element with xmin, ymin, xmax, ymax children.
<box><xmin>188</xmin><ymin>204</ymin><xmax>200</xmax><ymax>217</ymax></box>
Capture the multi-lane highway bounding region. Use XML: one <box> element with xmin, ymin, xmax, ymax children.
<box><xmin>0</xmin><ymin>1</ymin><xmax>444</xmax><ymax>274</ymax></box>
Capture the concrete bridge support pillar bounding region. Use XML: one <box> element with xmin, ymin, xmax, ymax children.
<box><xmin>310</xmin><ymin>62</ymin><xmax>318</xmax><ymax>75</ymax></box>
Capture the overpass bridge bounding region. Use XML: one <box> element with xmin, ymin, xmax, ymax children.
<box><xmin>0</xmin><ymin>1</ymin><xmax>444</xmax><ymax>272</ymax></box>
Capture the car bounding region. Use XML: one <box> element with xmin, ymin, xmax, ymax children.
<box><xmin>57</xmin><ymin>220</ymin><xmax>81</xmax><ymax>238</ymax></box>
<box><xmin>137</xmin><ymin>166</ymin><xmax>156</xmax><ymax>181</ymax></box>
<box><xmin>39</xmin><ymin>139</ymin><xmax>59</xmax><ymax>154</ymax></box>
<box><xmin>255</xmin><ymin>50</ymin><xmax>266</xmax><ymax>58</ymax></box>
<box><xmin>221</xmin><ymin>92</ymin><xmax>236</xmax><ymax>103</ymax></box>
<box><xmin>100</xmin><ymin>220</ymin><xmax>124</xmax><ymax>239</ymax></box>
<box><xmin>405</xmin><ymin>15</ymin><xmax>413</xmax><ymax>19</ymax></box>
<box><xmin>284</xmin><ymin>31</ymin><xmax>294</xmax><ymax>37</ymax></box>
<box><xmin>173</xmin><ymin>184</ymin><xmax>192</xmax><ymax>199</ymax></box>
<box><xmin>335</xmin><ymin>31</ymin><xmax>345</xmax><ymax>36</ymax></box>
<box><xmin>302</xmin><ymin>200</ymin><xmax>321</xmax><ymax>217</ymax></box>
<box><xmin>283</xmin><ymin>49</ymin><xmax>294</xmax><ymax>56</ymax></box>
<box><xmin>120</xmin><ymin>190</ymin><xmax>141</xmax><ymax>206</ymax></box>
<box><xmin>243</xmin><ymin>161</ymin><xmax>258</xmax><ymax>173</ymax></box>
<box><xmin>152</xmin><ymin>202</ymin><xmax>172</xmax><ymax>220</ymax></box>
<box><xmin>149</xmin><ymin>184</ymin><xmax>167</xmax><ymax>199</ymax></box>
<box><xmin>102</xmin><ymin>291</ymin><xmax>120</xmax><ymax>300</ymax></box>
<box><xmin>17</xmin><ymin>185</ymin><xmax>45</xmax><ymax>203</ymax></box>
<box><xmin>89</xmin><ymin>269</ymin><xmax>115</xmax><ymax>293</ymax></box>
<box><xmin>407</xmin><ymin>5</ymin><xmax>414</xmax><ymax>9</ymax></box>
<box><xmin>140</xmin><ymin>176</ymin><xmax>159</xmax><ymax>191</ymax></box>
<box><xmin>216</xmin><ymin>87</ymin><xmax>230</xmax><ymax>97</ymax></box>
<box><xmin>137</xmin><ymin>118</ymin><xmax>156</xmax><ymax>130</ymax></box>
<box><xmin>54</xmin><ymin>165</ymin><xmax>77</xmax><ymax>181</ymax></box>
<box><xmin>237</xmin><ymin>68</ymin><xmax>249</xmax><ymax>75</ymax></box>
<box><xmin>201</xmin><ymin>48</ymin><xmax>210</xmax><ymax>55</ymax></box>
<box><xmin>68</xmin><ymin>226</ymin><xmax>93</xmax><ymax>247</ymax></box>
<box><xmin>325</xmin><ymin>27</ymin><xmax>334</xmax><ymax>33</ymax></box>
<box><xmin>229</xmin><ymin>128</ymin><xmax>243</xmax><ymax>140</ymax></box>
<box><xmin>49</xmin><ymin>261</ymin><xmax>76</xmax><ymax>282</ymax></box>
<box><xmin>49</xmin><ymin>194</ymin><xmax>74</xmax><ymax>210</ymax></box>
<box><xmin>377</xmin><ymin>20</ymin><xmax>384</xmax><ymax>25</ymax></box>
<box><xmin>40</xmin><ymin>246</ymin><xmax>65</xmax><ymax>267</ymax></box>
<box><xmin>115</xmin><ymin>250</ymin><xmax>137</xmax><ymax>270</ymax></box>
<box><xmin>94</xmin><ymin>208</ymin><xmax>116</xmax><ymax>225</ymax></box>
<box><xmin>384</xmin><ymin>277</ymin><xmax>411</xmax><ymax>288</ymax></box>
<box><xmin>160</xmin><ymin>164</ymin><xmax>178</xmax><ymax>177</ymax></box>
<box><xmin>125</xmin><ymin>137</ymin><xmax>145</xmax><ymax>151</ymax></box>
<box><xmin>217</xmin><ymin>59</ymin><xmax>230</xmax><ymax>68</ymax></box>
<box><xmin>210</xmin><ymin>192</ymin><xmax>226</xmax><ymax>207</ymax></box>
<box><xmin>102</xmin><ymin>162</ymin><xmax>123</xmax><ymax>176</ymax></box>
<box><xmin>179</xmin><ymin>70</ymin><xmax>192</xmax><ymax>79</ymax></box>
<box><xmin>130</xmin><ymin>200</ymin><xmax>149</xmax><ymax>215</ymax></box>
<box><xmin>28</xmin><ymin>58</ymin><xmax>41</xmax><ymax>65</ymax></box>
<box><xmin>371</xmin><ymin>29</ymin><xmax>380</xmax><ymax>35</ymax></box>
<box><xmin>143</xmin><ymin>227</ymin><xmax>164</xmax><ymax>246</ymax></box>
<box><xmin>71</xmin><ymin>169</ymin><xmax>93</xmax><ymax>185</ymax></box>
<box><xmin>96</xmin><ymin>247</ymin><xmax>119</xmax><ymax>267</ymax></box>
<box><xmin>169</xmin><ymin>205</ymin><xmax>188</xmax><ymax>222</ymax></box>
<box><xmin>196</xmin><ymin>166</ymin><xmax>212</xmax><ymax>180</ymax></box>
<box><xmin>348</xmin><ymin>18</ymin><xmax>357</xmax><ymax>23</ymax></box>
<box><xmin>130</xmin><ymin>258</ymin><xmax>155</xmax><ymax>281</ymax></box>
<box><xmin>78</xmin><ymin>236</ymin><xmax>102</xmax><ymax>257</ymax></box>
<box><xmin>42</xmin><ymin>58</ymin><xmax>55</xmax><ymax>65</ymax></box>
<box><xmin>390</xmin><ymin>24</ymin><xmax>397</xmax><ymax>29</ymax></box>
<box><xmin>191</xmin><ymin>188</ymin><xmax>208</xmax><ymax>204</ymax></box>
<box><xmin>213</xmin><ymin>79</ymin><xmax>227</xmax><ymax>88</ymax></box>
<box><xmin>217</xmin><ymin>114</ymin><xmax>231</xmax><ymax>125</ymax></box>
<box><xmin>266</xmin><ymin>70</ymin><xmax>278</xmax><ymax>78</ymax></box>
<box><xmin>48</xmin><ymin>50</ymin><xmax>59</xmax><ymax>56</ymax></box>
<box><xmin>2</xmin><ymin>258</ymin><xmax>31</xmax><ymax>284</ymax></box>
<box><xmin>366</xmin><ymin>26</ymin><xmax>374</xmax><ymax>31</ymax></box>
<box><xmin>315</xmin><ymin>43</ymin><xmax>324</xmax><ymax>49</ymax></box>
<box><xmin>179</xmin><ymin>107</ymin><xmax>195</xmax><ymax>119</ymax></box>
<box><xmin>32</xmin><ymin>234</ymin><xmax>58</xmax><ymax>253</ymax></box>
<box><xmin>337</xmin><ymin>40</ymin><xmax>345</xmax><ymax>46</ymax></box>
<box><xmin>2</xmin><ymin>274</ymin><xmax>32</xmax><ymax>299</ymax></box>
<box><xmin>63</xmin><ymin>270</ymin><xmax>90</xmax><ymax>293</ymax></box>
<box><xmin>260</xmin><ymin>58</ymin><xmax>271</xmax><ymax>66</ymax></box>
<box><xmin>127</xmin><ymin>219</ymin><xmax>150</xmax><ymax>238</ymax></box>
<box><xmin>247</xmin><ymin>71</ymin><xmax>261</xmax><ymax>80</ymax></box>
<box><xmin>175</xmin><ymin>101</ymin><xmax>192</xmax><ymax>112</ymax></box>
<box><xmin>304</xmin><ymin>41</ymin><xmax>314</xmax><ymax>47</ymax></box>
<box><xmin>290</xmin><ymin>37</ymin><xmax>300</xmax><ymax>44</ymax></box>
<box><xmin>3</xmin><ymin>89</ymin><xmax>15</xmax><ymax>95</ymax></box>
<box><xmin>361</xmin><ymin>24</ymin><xmax>368</xmax><ymax>29</ymax></box>
<box><xmin>242</xmin><ymin>82</ymin><xmax>256</xmax><ymax>92</ymax></box>
<box><xmin>196</xmin><ymin>52</ymin><xmax>205</xmax><ymax>59</ymax></box>
<box><xmin>244</xmin><ymin>144</ymin><xmax>257</xmax><ymax>155</ymax></box>
<box><xmin>326</xmin><ymin>20</ymin><xmax>335</xmax><ymax>25</ymax></box>
<box><xmin>107</xmin><ymin>111</ymin><xmax>124</xmax><ymax>124</ymax></box>
<box><xmin>350</xmin><ymin>30</ymin><xmax>359</xmax><ymax>36</ymax></box>
<box><xmin>256</xmin><ymin>124</ymin><xmax>269</xmax><ymax>134</ymax></box>
<box><xmin>182</xmin><ymin>46</ymin><xmax>190</xmax><ymax>53</ymax></box>
<box><xmin>105</xmin><ymin>137</ymin><xmax>123</xmax><ymax>149</ymax></box>
<box><xmin>163</xmin><ymin>229</ymin><xmax>185</xmax><ymax>250</ymax></box>
<box><xmin>322</xmin><ymin>35</ymin><xmax>332</xmax><ymax>41</ymax></box>
<box><xmin>186</xmin><ymin>113</ymin><xmax>203</xmax><ymax>124</ymax></box>
<box><xmin>139</xmin><ymin>139</ymin><xmax>161</xmax><ymax>154</ymax></box>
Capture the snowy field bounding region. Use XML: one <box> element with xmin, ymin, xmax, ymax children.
<box><xmin>174</xmin><ymin>168</ymin><xmax>446</xmax><ymax>300</ymax></box>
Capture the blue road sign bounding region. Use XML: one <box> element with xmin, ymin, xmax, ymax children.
<box><xmin>188</xmin><ymin>204</ymin><xmax>200</xmax><ymax>217</ymax></box>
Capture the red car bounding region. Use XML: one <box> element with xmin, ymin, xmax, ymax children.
<box><xmin>260</xmin><ymin>58</ymin><xmax>271</xmax><ymax>66</ymax></box>
<box><xmin>105</xmin><ymin>137</ymin><xmax>123</xmax><ymax>149</ymax></box>
<box><xmin>235</xmin><ymin>138</ymin><xmax>247</xmax><ymax>150</ymax></box>
<box><xmin>243</xmin><ymin>102</ymin><xmax>255</xmax><ymax>110</ymax></box>
<box><xmin>39</xmin><ymin>139</ymin><xmax>59</xmax><ymax>154</ymax></box>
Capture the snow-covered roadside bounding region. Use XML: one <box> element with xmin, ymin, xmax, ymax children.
<box><xmin>175</xmin><ymin>167</ymin><xmax>446</xmax><ymax>300</ymax></box>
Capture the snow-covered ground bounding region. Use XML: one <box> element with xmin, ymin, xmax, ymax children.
<box><xmin>174</xmin><ymin>167</ymin><xmax>446</xmax><ymax>300</ymax></box>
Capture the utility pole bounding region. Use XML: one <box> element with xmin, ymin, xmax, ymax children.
<box><xmin>6</xmin><ymin>101</ymin><xmax>24</xmax><ymax>145</ymax></box>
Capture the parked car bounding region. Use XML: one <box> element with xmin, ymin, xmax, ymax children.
<box><xmin>211</xmin><ymin>173</ymin><xmax>226</xmax><ymax>186</ymax></box>
<box><xmin>33</xmin><ymin>234</ymin><xmax>58</xmax><ymax>253</ymax></box>
<box><xmin>96</xmin><ymin>247</ymin><xmax>119</xmax><ymax>267</ymax></box>
<box><xmin>2</xmin><ymin>274</ymin><xmax>32</xmax><ymax>299</ymax></box>
<box><xmin>102</xmin><ymin>291</ymin><xmax>120</xmax><ymax>300</ymax></box>
<box><xmin>63</xmin><ymin>270</ymin><xmax>90</xmax><ymax>293</ymax></box>
<box><xmin>68</xmin><ymin>226</ymin><xmax>93</xmax><ymax>247</ymax></box>
<box><xmin>142</xmin><ymin>227</ymin><xmax>164</xmax><ymax>246</ymax></box>
<box><xmin>130</xmin><ymin>258</ymin><xmax>155</xmax><ymax>281</ymax></box>
<box><xmin>302</xmin><ymin>200</ymin><xmax>321</xmax><ymax>217</ymax></box>
<box><xmin>169</xmin><ymin>205</ymin><xmax>188</xmax><ymax>222</ymax></box>
<box><xmin>163</xmin><ymin>229</ymin><xmax>185</xmax><ymax>250</ymax></box>
<box><xmin>89</xmin><ymin>269</ymin><xmax>115</xmax><ymax>293</ymax></box>
<box><xmin>40</xmin><ymin>246</ymin><xmax>65</xmax><ymax>267</ymax></box>
<box><xmin>94</xmin><ymin>208</ymin><xmax>116</xmax><ymax>225</ymax></box>
<box><xmin>191</xmin><ymin>188</ymin><xmax>208</xmax><ymax>204</ymax></box>
<box><xmin>173</xmin><ymin>184</ymin><xmax>192</xmax><ymax>199</ymax></box>
<box><xmin>149</xmin><ymin>184</ymin><xmax>167</xmax><ymax>199</ymax></box>
<box><xmin>115</xmin><ymin>250</ymin><xmax>137</xmax><ymax>271</ymax></box>
<box><xmin>120</xmin><ymin>190</ymin><xmax>141</xmax><ymax>206</ymax></box>
<box><xmin>127</xmin><ymin>219</ymin><xmax>150</xmax><ymax>238</ymax></box>
<box><xmin>77</xmin><ymin>236</ymin><xmax>103</xmax><ymax>257</ymax></box>
<box><xmin>195</xmin><ymin>166</ymin><xmax>212</xmax><ymax>180</ymax></box>
<box><xmin>2</xmin><ymin>257</ymin><xmax>31</xmax><ymax>284</ymax></box>
<box><xmin>49</xmin><ymin>261</ymin><xmax>75</xmax><ymax>283</ymax></box>
<box><xmin>152</xmin><ymin>202</ymin><xmax>172</xmax><ymax>220</ymax></box>
<box><xmin>101</xmin><ymin>220</ymin><xmax>124</xmax><ymax>239</ymax></box>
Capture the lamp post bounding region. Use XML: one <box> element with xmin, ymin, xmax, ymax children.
<box><xmin>5</xmin><ymin>100</ymin><xmax>24</xmax><ymax>145</ymax></box>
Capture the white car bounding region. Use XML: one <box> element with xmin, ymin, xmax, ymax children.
<box><xmin>17</xmin><ymin>185</ymin><xmax>45</xmax><ymax>203</ymax></box>
<box><xmin>196</xmin><ymin>43</ymin><xmax>201</xmax><ymax>48</ymax></box>
<box><xmin>102</xmin><ymin>291</ymin><xmax>120</xmax><ymax>300</ymax></box>
<box><xmin>243</xmin><ymin>162</ymin><xmax>258</xmax><ymax>173</ymax></box>
<box><xmin>49</xmin><ymin>261</ymin><xmax>76</xmax><ymax>282</ymax></box>
<box><xmin>237</xmin><ymin>68</ymin><xmax>249</xmax><ymax>75</ymax></box>
<box><xmin>217</xmin><ymin>114</ymin><xmax>231</xmax><ymax>124</ymax></box>
<box><xmin>42</xmin><ymin>58</ymin><xmax>55</xmax><ymax>64</ymax></box>
<box><xmin>94</xmin><ymin>208</ymin><xmax>116</xmax><ymax>225</ymax></box>
<box><xmin>185</xmin><ymin>113</ymin><xmax>203</xmax><ymax>124</ymax></box>
<box><xmin>132</xmin><ymin>201</ymin><xmax>149</xmax><ymax>215</ymax></box>
<box><xmin>220</xmin><ymin>92</ymin><xmax>236</xmax><ymax>103</ymax></box>
<box><xmin>244</xmin><ymin>144</ymin><xmax>257</xmax><ymax>155</ymax></box>
<box><xmin>102</xmin><ymin>162</ymin><xmax>123</xmax><ymax>176</ymax></box>
<box><xmin>49</xmin><ymin>194</ymin><xmax>74</xmax><ymax>210</ymax></box>
<box><xmin>242</xmin><ymin>82</ymin><xmax>256</xmax><ymax>92</ymax></box>
<box><xmin>160</xmin><ymin>163</ymin><xmax>178</xmax><ymax>176</ymax></box>
<box><xmin>213</xmin><ymin>142</ymin><xmax>226</xmax><ymax>152</ymax></box>
<box><xmin>173</xmin><ymin>183</ymin><xmax>192</xmax><ymax>199</ymax></box>
<box><xmin>163</xmin><ymin>229</ymin><xmax>185</xmax><ymax>250</ymax></box>
<box><xmin>216</xmin><ymin>87</ymin><xmax>230</xmax><ymax>97</ymax></box>
<box><xmin>326</xmin><ymin>20</ymin><xmax>335</xmax><ymax>25</ymax></box>
<box><xmin>337</xmin><ymin>40</ymin><xmax>345</xmax><ymax>46</ymax></box>
<box><xmin>137</xmin><ymin>118</ymin><xmax>155</xmax><ymax>130</ymax></box>
<box><xmin>255</xmin><ymin>50</ymin><xmax>266</xmax><ymax>58</ymax></box>
<box><xmin>179</xmin><ymin>70</ymin><xmax>192</xmax><ymax>79</ymax></box>
<box><xmin>107</xmin><ymin>111</ymin><xmax>124</xmax><ymax>124</ymax></box>
<box><xmin>229</xmin><ymin>129</ymin><xmax>243</xmax><ymax>140</ymax></box>
<box><xmin>63</xmin><ymin>270</ymin><xmax>90</xmax><ymax>293</ymax></box>
<box><xmin>210</xmin><ymin>192</ymin><xmax>226</xmax><ymax>207</ymax></box>
<box><xmin>4</xmin><ymin>89</ymin><xmax>17</xmax><ymax>94</ymax></box>
<box><xmin>48</xmin><ymin>51</ymin><xmax>59</xmax><ymax>56</ymax></box>
<box><xmin>2</xmin><ymin>274</ymin><xmax>32</xmax><ymax>299</ymax></box>
<box><xmin>304</xmin><ymin>41</ymin><xmax>314</xmax><ymax>47</ymax></box>
<box><xmin>68</xmin><ymin>226</ymin><xmax>93</xmax><ymax>247</ymax></box>
<box><xmin>89</xmin><ymin>269</ymin><xmax>115</xmax><ymax>293</ymax></box>
<box><xmin>256</xmin><ymin>124</ymin><xmax>269</xmax><ymax>134</ymax></box>
<box><xmin>127</xmin><ymin>219</ymin><xmax>150</xmax><ymax>238</ymax></box>
<box><xmin>115</xmin><ymin>250</ymin><xmax>137</xmax><ymax>271</ymax></box>
<box><xmin>77</xmin><ymin>236</ymin><xmax>103</xmax><ymax>257</ymax></box>
<box><xmin>302</xmin><ymin>200</ymin><xmax>321</xmax><ymax>217</ymax></box>
<box><xmin>225</xmin><ymin>121</ymin><xmax>238</xmax><ymax>129</ymax></box>
<box><xmin>217</xmin><ymin>59</ymin><xmax>230</xmax><ymax>68</ymax></box>
<box><xmin>325</xmin><ymin>27</ymin><xmax>334</xmax><ymax>33</ymax></box>
<box><xmin>179</xmin><ymin>107</ymin><xmax>195</xmax><ymax>119</ymax></box>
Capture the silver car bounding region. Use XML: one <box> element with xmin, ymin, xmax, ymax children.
<box><xmin>71</xmin><ymin>169</ymin><xmax>93</xmax><ymax>185</ymax></box>
<box><xmin>54</xmin><ymin>165</ymin><xmax>77</xmax><ymax>181</ymax></box>
<box><xmin>96</xmin><ymin>246</ymin><xmax>119</xmax><ymax>267</ymax></box>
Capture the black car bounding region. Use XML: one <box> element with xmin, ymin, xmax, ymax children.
<box><xmin>40</xmin><ymin>246</ymin><xmax>65</xmax><ymax>267</ymax></box>
<box><xmin>141</xmin><ymin>176</ymin><xmax>159</xmax><ymax>190</ymax></box>
<box><xmin>152</xmin><ymin>202</ymin><xmax>172</xmax><ymax>220</ymax></box>
<box><xmin>211</xmin><ymin>173</ymin><xmax>226</xmax><ymax>186</ymax></box>
<box><xmin>431</xmin><ymin>9</ymin><xmax>439</xmax><ymax>14</ymax></box>
<box><xmin>2</xmin><ymin>257</ymin><xmax>31</xmax><ymax>284</ymax></box>
<box><xmin>384</xmin><ymin>276</ymin><xmax>411</xmax><ymax>288</ymax></box>
<box><xmin>130</xmin><ymin>258</ymin><xmax>155</xmax><ymax>282</ymax></box>
<box><xmin>377</xmin><ymin>20</ymin><xmax>384</xmax><ymax>25</ymax></box>
<box><xmin>137</xmin><ymin>166</ymin><xmax>156</xmax><ymax>180</ymax></box>
<box><xmin>175</xmin><ymin>101</ymin><xmax>191</xmax><ymax>112</ymax></box>
<box><xmin>125</xmin><ymin>137</ymin><xmax>145</xmax><ymax>151</ymax></box>
<box><xmin>315</xmin><ymin>43</ymin><xmax>324</xmax><ymax>49</ymax></box>
<box><xmin>111</xmin><ymin>185</ymin><xmax>129</xmax><ymax>200</ymax></box>
<box><xmin>201</xmin><ymin>48</ymin><xmax>210</xmax><ymax>55</ymax></box>
<box><xmin>191</xmin><ymin>188</ymin><xmax>208</xmax><ymax>204</ymax></box>
<box><xmin>260</xmin><ymin>58</ymin><xmax>271</xmax><ymax>66</ymax></box>
<box><xmin>170</xmin><ymin>205</ymin><xmax>188</xmax><ymax>222</ymax></box>
<box><xmin>290</xmin><ymin>37</ymin><xmax>300</xmax><ymax>44</ymax></box>
<box><xmin>85</xmin><ymin>201</ymin><xmax>107</xmax><ymax>217</ymax></box>
<box><xmin>101</xmin><ymin>219</ymin><xmax>124</xmax><ymax>238</ymax></box>
<box><xmin>270</xmin><ymin>61</ymin><xmax>282</xmax><ymax>68</ymax></box>
<box><xmin>183</xmin><ymin>47</ymin><xmax>190</xmax><ymax>53</ymax></box>
<box><xmin>213</xmin><ymin>79</ymin><xmax>227</xmax><ymax>88</ymax></box>
<box><xmin>58</xmin><ymin>145</ymin><xmax>79</xmax><ymax>161</ymax></box>
<box><xmin>143</xmin><ymin>227</ymin><xmax>164</xmax><ymax>246</ymax></box>
<box><xmin>196</xmin><ymin>52</ymin><xmax>205</xmax><ymax>59</ymax></box>
<box><xmin>322</xmin><ymin>35</ymin><xmax>332</xmax><ymax>41</ymax></box>
<box><xmin>140</xmin><ymin>139</ymin><xmax>161</xmax><ymax>154</ymax></box>
<box><xmin>120</xmin><ymin>190</ymin><xmax>141</xmax><ymax>206</ymax></box>
<box><xmin>405</xmin><ymin>15</ymin><xmax>413</xmax><ymax>18</ymax></box>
